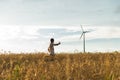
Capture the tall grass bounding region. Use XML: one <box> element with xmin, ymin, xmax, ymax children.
<box><xmin>0</xmin><ymin>52</ymin><xmax>120</xmax><ymax>80</ymax></box>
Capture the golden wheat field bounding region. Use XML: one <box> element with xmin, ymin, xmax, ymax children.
<box><xmin>0</xmin><ymin>52</ymin><xmax>120</xmax><ymax>80</ymax></box>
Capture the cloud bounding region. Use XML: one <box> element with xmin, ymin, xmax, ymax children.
<box><xmin>0</xmin><ymin>25</ymin><xmax>42</xmax><ymax>41</ymax></box>
<box><xmin>87</xmin><ymin>26</ymin><xmax>120</xmax><ymax>40</ymax></box>
<box><xmin>56</xmin><ymin>26</ymin><xmax>120</xmax><ymax>43</ymax></box>
<box><xmin>0</xmin><ymin>25</ymin><xmax>120</xmax><ymax>52</ymax></box>
<box><xmin>0</xmin><ymin>25</ymin><xmax>119</xmax><ymax>41</ymax></box>
<box><xmin>0</xmin><ymin>26</ymin><xmax>20</xmax><ymax>40</ymax></box>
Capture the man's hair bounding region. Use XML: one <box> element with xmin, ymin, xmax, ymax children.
<box><xmin>50</xmin><ymin>38</ymin><xmax>54</xmax><ymax>43</ymax></box>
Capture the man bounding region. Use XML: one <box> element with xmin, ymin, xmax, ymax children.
<box><xmin>48</xmin><ymin>38</ymin><xmax>61</xmax><ymax>56</ymax></box>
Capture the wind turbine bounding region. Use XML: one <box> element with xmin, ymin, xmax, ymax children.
<box><xmin>80</xmin><ymin>25</ymin><xmax>90</xmax><ymax>53</ymax></box>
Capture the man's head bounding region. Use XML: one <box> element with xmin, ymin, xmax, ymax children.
<box><xmin>50</xmin><ymin>38</ymin><xmax>54</xmax><ymax>43</ymax></box>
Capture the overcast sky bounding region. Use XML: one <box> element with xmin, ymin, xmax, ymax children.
<box><xmin>0</xmin><ymin>0</ymin><xmax>120</xmax><ymax>53</ymax></box>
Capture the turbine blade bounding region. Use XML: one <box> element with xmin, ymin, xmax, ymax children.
<box><xmin>85</xmin><ymin>31</ymin><xmax>91</xmax><ymax>33</ymax></box>
<box><xmin>80</xmin><ymin>32</ymin><xmax>84</xmax><ymax>39</ymax></box>
<box><xmin>81</xmin><ymin>25</ymin><xmax>84</xmax><ymax>31</ymax></box>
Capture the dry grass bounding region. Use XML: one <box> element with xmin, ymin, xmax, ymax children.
<box><xmin>0</xmin><ymin>52</ymin><xmax>120</xmax><ymax>80</ymax></box>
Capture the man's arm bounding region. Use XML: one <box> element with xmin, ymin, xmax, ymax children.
<box><xmin>53</xmin><ymin>42</ymin><xmax>61</xmax><ymax>46</ymax></box>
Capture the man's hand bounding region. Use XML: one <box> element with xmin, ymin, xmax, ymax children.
<box><xmin>58</xmin><ymin>42</ymin><xmax>61</xmax><ymax>45</ymax></box>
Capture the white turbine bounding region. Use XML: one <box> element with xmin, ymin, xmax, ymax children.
<box><xmin>80</xmin><ymin>25</ymin><xmax>90</xmax><ymax>53</ymax></box>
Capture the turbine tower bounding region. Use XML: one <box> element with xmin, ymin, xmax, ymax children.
<box><xmin>80</xmin><ymin>25</ymin><xmax>90</xmax><ymax>53</ymax></box>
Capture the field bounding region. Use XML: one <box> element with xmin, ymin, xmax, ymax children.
<box><xmin>0</xmin><ymin>52</ymin><xmax>120</xmax><ymax>80</ymax></box>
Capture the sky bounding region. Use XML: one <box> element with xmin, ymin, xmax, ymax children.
<box><xmin>0</xmin><ymin>0</ymin><xmax>120</xmax><ymax>53</ymax></box>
